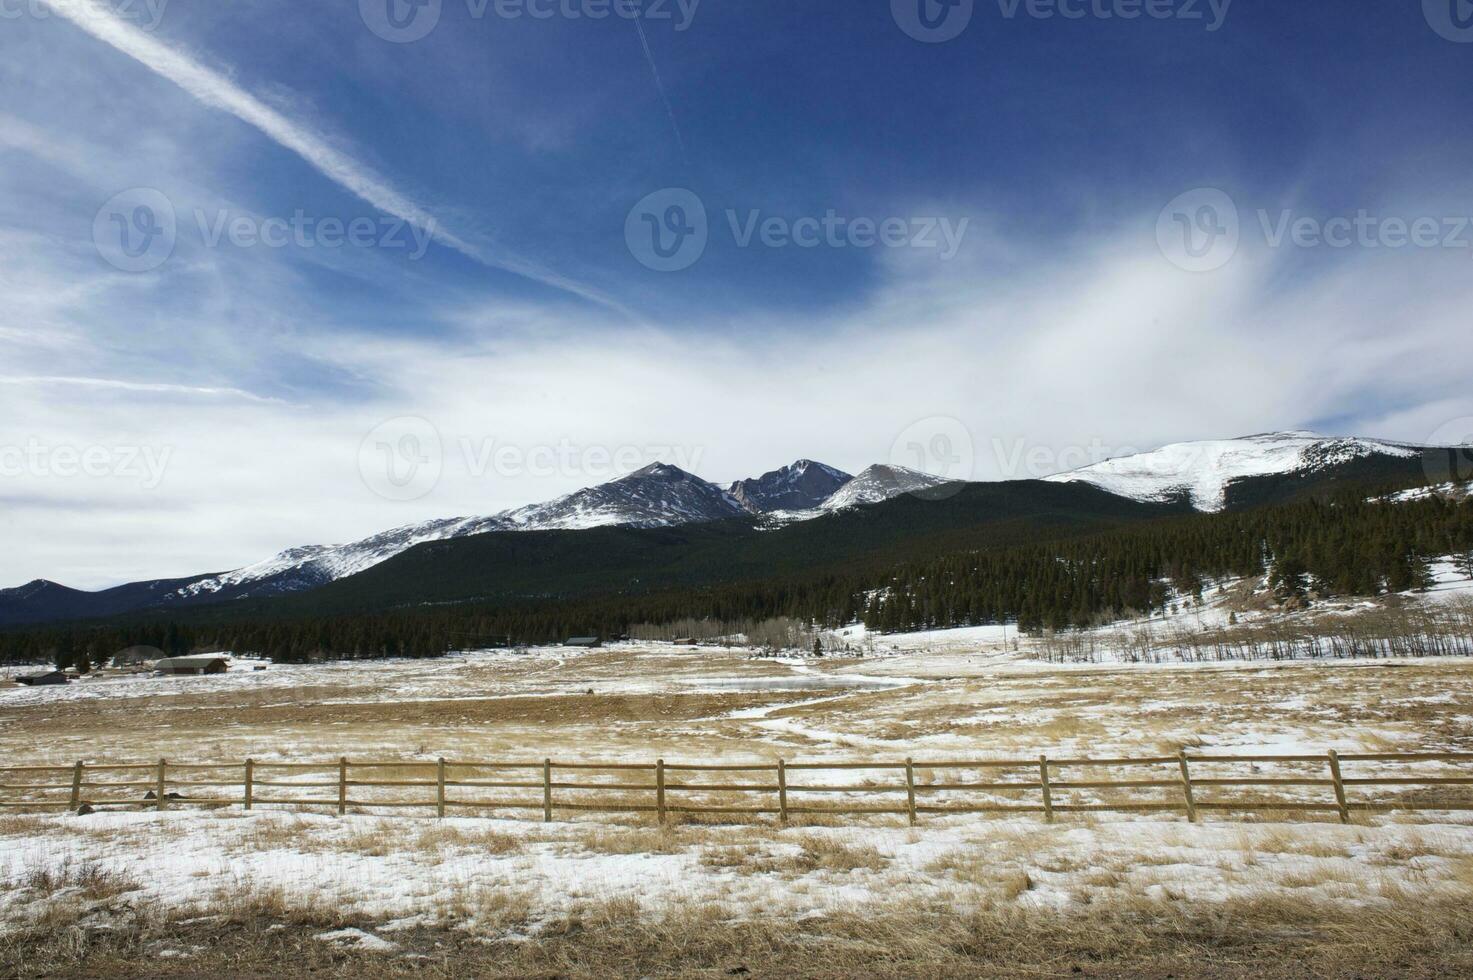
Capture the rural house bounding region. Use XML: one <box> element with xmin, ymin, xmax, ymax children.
<box><xmin>15</xmin><ymin>671</ymin><xmax>70</xmax><ymax>686</ymax></box>
<box><xmin>154</xmin><ymin>654</ymin><xmax>230</xmax><ymax>676</ymax></box>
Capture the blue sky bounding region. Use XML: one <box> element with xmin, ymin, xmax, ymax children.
<box><xmin>3</xmin><ymin>0</ymin><xmax>1473</xmax><ymax>587</ymax></box>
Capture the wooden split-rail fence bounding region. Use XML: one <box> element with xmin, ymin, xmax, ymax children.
<box><xmin>2</xmin><ymin>750</ymin><xmax>1471</xmax><ymax>826</ymax></box>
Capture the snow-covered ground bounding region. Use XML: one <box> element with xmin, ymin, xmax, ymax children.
<box><xmin>1044</xmin><ymin>431</ymin><xmax>1423</xmax><ymax>511</ymax></box>
<box><xmin>3</xmin><ymin>807</ymin><xmax>1471</xmax><ymax>943</ymax></box>
<box><xmin>3</xmin><ymin>607</ymin><xmax>1473</xmax><ymax>954</ymax></box>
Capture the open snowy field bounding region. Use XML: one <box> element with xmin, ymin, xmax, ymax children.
<box><xmin>4</xmin><ymin>639</ymin><xmax>1473</xmax><ymax>767</ymax></box>
<box><xmin>3</xmin><ymin>591</ymin><xmax>1473</xmax><ymax>974</ymax></box>
<box><xmin>3</xmin><ymin>655</ymin><xmax>1473</xmax><ymax>973</ymax></box>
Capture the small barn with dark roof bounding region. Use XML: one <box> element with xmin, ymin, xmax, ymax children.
<box><xmin>16</xmin><ymin>670</ymin><xmax>69</xmax><ymax>686</ymax></box>
<box><xmin>154</xmin><ymin>654</ymin><xmax>230</xmax><ymax>676</ymax></box>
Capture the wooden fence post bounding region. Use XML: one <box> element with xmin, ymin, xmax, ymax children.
<box><xmin>904</xmin><ymin>758</ymin><xmax>918</xmax><ymax>827</ymax></box>
<box><xmin>656</xmin><ymin>759</ymin><xmax>666</xmax><ymax>826</ymax></box>
<box><xmin>1039</xmin><ymin>755</ymin><xmax>1054</xmax><ymax>824</ymax></box>
<box><xmin>777</xmin><ymin>759</ymin><xmax>789</xmax><ymax>826</ymax></box>
<box><xmin>543</xmin><ymin>759</ymin><xmax>553</xmax><ymax>823</ymax></box>
<box><xmin>1177</xmin><ymin>751</ymin><xmax>1198</xmax><ymax>823</ymax></box>
<box><xmin>154</xmin><ymin>759</ymin><xmax>167</xmax><ymax>812</ymax></box>
<box><xmin>337</xmin><ymin>757</ymin><xmax>348</xmax><ymax>817</ymax></box>
<box><xmin>69</xmin><ymin>761</ymin><xmax>84</xmax><ymax>811</ymax></box>
<box><xmin>1327</xmin><ymin>750</ymin><xmax>1350</xmax><ymax>824</ymax></box>
<box><xmin>244</xmin><ymin>759</ymin><xmax>254</xmax><ymax>811</ymax></box>
<box><xmin>437</xmin><ymin>758</ymin><xmax>447</xmax><ymax>819</ymax></box>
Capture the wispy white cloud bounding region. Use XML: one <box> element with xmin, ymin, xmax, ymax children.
<box><xmin>39</xmin><ymin>0</ymin><xmax>638</xmax><ymax>319</ymax></box>
<box><xmin>8</xmin><ymin>213</ymin><xmax>1469</xmax><ymax>591</ymax></box>
<box><xmin>0</xmin><ymin>375</ymin><xmax>286</xmax><ymax>403</ymax></box>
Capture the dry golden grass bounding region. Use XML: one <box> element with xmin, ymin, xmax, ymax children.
<box><xmin>1236</xmin><ymin>828</ymin><xmax>1358</xmax><ymax>859</ymax></box>
<box><xmin>925</xmin><ymin>849</ymin><xmax>1034</xmax><ymax>898</ymax></box>
<box><xmin>787</xmin><ymin>834</ymin><xmax>888</xmax><ymax>873</ymax></box>
<box><xmin>570</xmin><ymin>824</ymin><xmax>686</xmax><ymax>855</ymax></box>
<box><xmin>411</xmin><ymin>823</ymin><xmax>522</xmax><ymax>857</ymax></box>
<box><xmin>3</xmin><ymin>848</ymin><xmax>1473</xmax><ymax>977</ymax></box>
<box><xmin>17</xmin><ymin>857</ymin><xmax>141</xmax><ymax>901</ymax></box>
<box><xmin>439</xmin><ymin>879</ymin><xmax>536</xmax><ymax>928</ymax></box>
<box><xmin>24</xmin><ymin>889</ymin><xmax>1462</xmax><ymax>979</ymax></box>
<box><xmin>699</xmin><ymin>834</ymin><xmax>887</xmax><ymax>876</ymax></box>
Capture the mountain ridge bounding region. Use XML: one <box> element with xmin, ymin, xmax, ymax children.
<box><xmin>1045</xmin><ymin>431</ymin><xmax>1424</xmax><ymax>511</ymax></box>
<box><xmin>1</xmin><ymin>430</ymin><xmax>1456</xmax><ymax>627</ymax></box>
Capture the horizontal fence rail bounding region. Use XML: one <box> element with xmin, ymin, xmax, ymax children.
<box><xmin>1</xmin><ymin>750</ymin><xmax>1471</xmax><ymax>826</ymax></box>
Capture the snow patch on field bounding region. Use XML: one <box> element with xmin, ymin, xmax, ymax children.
<box><xmin>2</xmin><ymin>809</ymin><xmax>1471</xmax><ymax>936</ymax></box>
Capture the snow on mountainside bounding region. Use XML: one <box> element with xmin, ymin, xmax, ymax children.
<box><xmin>728</xmin><ymin>459</ymin><xmax>852</xmax><ymax>513</ymax></box>
<box><xmin>164</xmin><ymin>464</ymin><xmax>752</xmax><ymax>604</ymax></box>
<box><xmin>13</xmin><ymin>434</ymin><xmax>1443</xmax><ymax>623</ymax></box>
<box><xmin>169</xmin><ymin>519</ymin><xmax>509</xmax><ymax>601</ymax></box>
<box><xmin>0</xmin><ymin>580</ymin><xmax>61</xmax><ymax>601</ymax></box>
<box><xmin>1044</xmin><ymin>431</ymin><xmax>1422</xmax><ymax>512</ymax></box>
<box><xmin>501</xmin><ymin>462</ymin><xmax>747</xmax><ymax>531</ymax></box>
<box><xmin>168</xmin><ymin>461</ymin><xmax>935</xmax><ymax>605</ymax></box>
<box><xmin>820</xmin><ymin>464</ymin><xmax>956</xmax><ymax>511</ymax></box>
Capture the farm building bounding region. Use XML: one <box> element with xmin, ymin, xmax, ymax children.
<box><xmin>16</xmin><ymin>671</ymin><xmax>69</xmax><ymax>686</ymax></box>
<box><xmin>112</xmin><ymin>645</ymin><xmax>165</xmax><ymax>667</ymax></box>
<box><xmin>564</xmin><ymin>636</ymin><xmax>602</xmax><ymax>648</ymax></box>
<box><xmin>154</xmin><ymin>654</ymin><xmax>230</xmax><ymax>676</ymax></box>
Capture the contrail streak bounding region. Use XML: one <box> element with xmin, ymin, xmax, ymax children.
<box><xmin>41</xmin><ymin>0</ymin><xmax>636</xmax><ymax>319</ymax></box>
<box><xmin>633</xmin><ymin>13</ymin><xmax>688</xmax><ymax>162</ymax></box>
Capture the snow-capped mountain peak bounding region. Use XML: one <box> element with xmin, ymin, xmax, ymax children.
<box><xmin>728</xmin><ymin>459</ymin><xmax>852</xmax><ymax>513</ymax></box>
<box><xmin>820</xmin><ymin>464</ymin><xmax>956</xmax><ymax>511</ymax></box>
<box><xmin>501</xmin><ymin>462</ymin><xmax>746</xmax><ymax>532</ymax></box>
<box><xmin>0</xmin><ymin>579</ymin><xmax>64</xmax><ymax>600</ymax></box>
<box><xmin>1044</xmin><ymin>431</ymin><xmax>1422</xmax><ymax>512</ymax></box>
